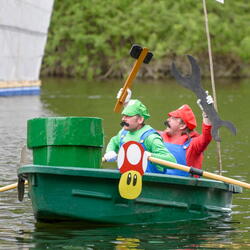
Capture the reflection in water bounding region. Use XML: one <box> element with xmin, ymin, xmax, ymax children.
<box><xmin>114</xmin><ymin>237</ymin><xmax>141</xmax><ymax>250</ymax></box>
<box><xmin>28</xmin><ymin>217</ymin><xmax>240</xmax><ymax>249</ymax></box>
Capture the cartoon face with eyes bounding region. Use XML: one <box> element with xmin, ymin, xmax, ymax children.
<box><xmin>117</xmin><ymin>141</ymin><xmax>148</xmax><ymax>199</ymax></box>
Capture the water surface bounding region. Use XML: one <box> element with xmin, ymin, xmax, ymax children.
<box><xmin>0</xmin><ymin>77</ymin><xmax>249</xmax><ymax>249</ymax></box>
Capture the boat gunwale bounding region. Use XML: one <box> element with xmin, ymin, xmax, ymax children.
<box><xmin>18</xmin><ymin>165</ymin><xmax>242</xmax><ymax>193</ymax></box>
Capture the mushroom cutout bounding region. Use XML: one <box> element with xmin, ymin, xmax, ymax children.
<box><xmin>117</xmin><ymin>141</ymin><xmax>148</xmax><ymax>199</ymax></box>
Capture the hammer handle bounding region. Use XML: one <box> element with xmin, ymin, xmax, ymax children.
<box><xmin>114</xmin><ymin>48</ymin><xmax>149</xmax><ymax>113</ymax></box>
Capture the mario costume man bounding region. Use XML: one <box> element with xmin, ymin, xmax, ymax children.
<box><xmin>159</xmin><ymin>103</ymin><xmax>212</xmax><ymax>176</ymax></box>
<box><xmin>103</xmin><ymin>99</ymin><xmax>177</xmax><ymax>174</ymax></box>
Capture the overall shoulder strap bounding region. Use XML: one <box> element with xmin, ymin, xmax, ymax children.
<box><xmin>183</xmin><ymin>138</ymin><xmax>192</xmax><ymax>149</ymax></box>
<box><xmin>120</xmin><ymin>129</ymin><xmax>128</xmax><ymax>147</ymax></box>
<box><xmin>140</xmin><ymin>128</ymin><xmax>158</xmax><ymax>145</ymax></box>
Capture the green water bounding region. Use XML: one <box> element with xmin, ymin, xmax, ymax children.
<box><xmin>0</xmin><ymin>77</ymin><xmax>249</xmax><ymax>249</ymax></box>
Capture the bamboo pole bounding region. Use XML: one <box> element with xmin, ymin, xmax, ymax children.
<box><xmin>202</xmin><ymin>0</ymin><xmax>223</xmax><ymax>175</ymax></box>
<box><xmin>149</xmin><ymin>156</ymin><xmax>250</xmax><ymax>189</ymax></box>
<box><xmin>0</xmin><ymin>181</ymin><xmax>28</xmax><ymax>192</ymax></box>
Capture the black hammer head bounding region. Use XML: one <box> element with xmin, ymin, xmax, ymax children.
<box><xmin>130</xmin><ymin>44</ymin><xmax>153</xmax><ymax>64</ymax></box>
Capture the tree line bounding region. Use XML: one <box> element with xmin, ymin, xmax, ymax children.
<box><xmin>41</xmin><ymin>0</ymin><xmax>250</xmax><ymax>79</ymax></box>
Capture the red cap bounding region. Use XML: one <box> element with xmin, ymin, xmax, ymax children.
<box><xmin>168</xmin><ymin>104</ymin><xmax>197</xmax><ymax>130</ymax></box>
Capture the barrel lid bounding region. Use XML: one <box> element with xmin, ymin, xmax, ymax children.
<box><xmin>27</xmin><ymin>117</ymin><xmax>104</xmax><ymax>148</ymax></box>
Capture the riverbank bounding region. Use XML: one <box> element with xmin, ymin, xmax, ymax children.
<box><xmin>42</xmin><ymin>53</ymin><xmax>250</xmax><ymax>80</ymax></box>
<box><xmin>41</xmin><ymin>1</ymin><xmax>250</xmax><ymax>79</ymax></box>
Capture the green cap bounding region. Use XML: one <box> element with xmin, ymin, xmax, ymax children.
<box><xmin>122</xmin><ymin>99</ymin><xmax>150</xmax><ymax>120</ymax></box>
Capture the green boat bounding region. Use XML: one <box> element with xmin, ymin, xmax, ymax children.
<box><xmin>17</xmin><ymin>117</ymin><xmax>242</xmax><ymax>224</ymax></box>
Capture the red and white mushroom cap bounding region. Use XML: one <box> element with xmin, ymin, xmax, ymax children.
<box><xmin>117</xmin><ymin>141</ymin><xmax>148</xmax><ymax>175</ymax></box>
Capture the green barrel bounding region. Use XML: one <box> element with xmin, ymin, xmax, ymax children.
<box><xmin>27</xmin><ymin>117</ymin><xmax>104</xmax><ymax>168</ymax></box>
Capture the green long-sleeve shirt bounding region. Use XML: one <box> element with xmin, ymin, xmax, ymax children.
<box><xmin>106</xmin><ymin>125</ymin><xmax>177</xmax><ymax>172</ymax></box>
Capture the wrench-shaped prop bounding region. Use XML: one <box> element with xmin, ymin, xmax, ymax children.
<box><xmin>171</xmin><ymin>55</ymin><xmax>236</xmax><ymax>142</ymax></box>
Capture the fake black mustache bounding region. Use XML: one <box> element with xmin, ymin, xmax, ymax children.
<box><xmin>120</xmin><ymin>121</ymin><xmax>129</xmax><ymax>127</ymax></box>
<box><xmin>164</xmin><ymin>120</ymin><xmax>170</xmax><ymax>128</ymax></box>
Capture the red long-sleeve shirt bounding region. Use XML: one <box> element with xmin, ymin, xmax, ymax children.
<box><xmin>159</xmin><ymin>123</ymin><xmax>212</xmax><ymax>169</ymax></box>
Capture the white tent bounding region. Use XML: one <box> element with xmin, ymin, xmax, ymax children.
<box><xmin>0</xmin><ymin>0</ymin><xmax>54</xmax><ymax>83</ymax></box>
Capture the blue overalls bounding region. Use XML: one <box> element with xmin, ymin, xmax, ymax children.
<box><xmin>120</xmin><ymin>129</ymin><xmax>166</xmax><ymax>174</ymax></box>
<box><xmin>164</xmin><ymin>140</ymin><xmax>191</xmax><ymax>177</ymax></box>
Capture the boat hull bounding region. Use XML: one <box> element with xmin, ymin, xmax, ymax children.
<box><xmin>18</xmin><ymin>165</ymin><xmax>242</xmax><ymax>224</ymax></box>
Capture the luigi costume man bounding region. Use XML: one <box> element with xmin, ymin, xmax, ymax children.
<box><xmin>103</xmin><ymin>99</ymin><xmax>177</xmax><ymax>174</ymax></box>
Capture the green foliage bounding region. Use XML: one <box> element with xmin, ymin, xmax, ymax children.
<box><xmin>41</xmin><ymin>0</ymin><xmax>250</xmax><ymax>78</ymax></box>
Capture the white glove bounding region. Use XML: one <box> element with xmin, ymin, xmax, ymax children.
<box><xmin>206</xmin><ymin>93</ymin><xmax>214</xmax><ymax>105</ymax></box>
<box><xmin>116</xmin><ymin>88</ymin><xmax>132</xmax><ymax>104</ymax></box>
<box><xmin>144</xmin><ymin>151</ymin><xmax>151</xmax><ymax>159</ymax></box>
<box><xmin>103</xmin><ymin>151</ymin><xmax>118</xmax><ymax>162</ymax></box>
<box><xmin>197</xmin><ymin>91</ymin><xmax>214</xmax><ymax>111</ymax></box>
